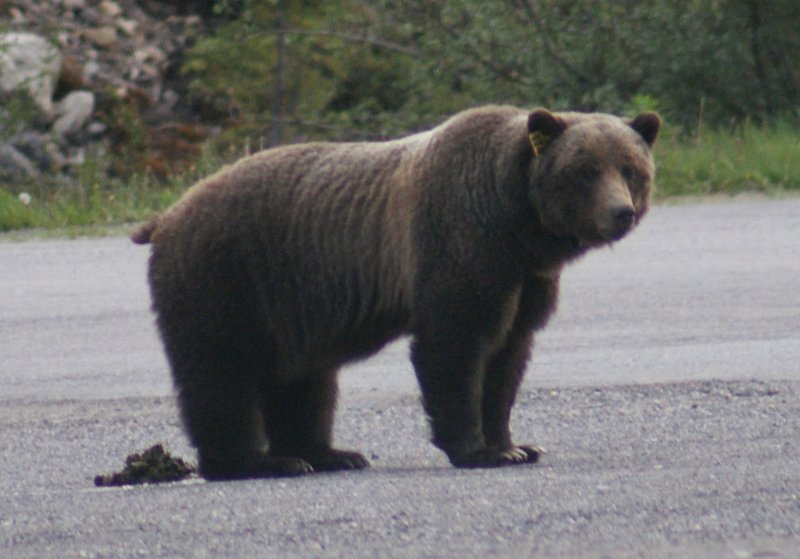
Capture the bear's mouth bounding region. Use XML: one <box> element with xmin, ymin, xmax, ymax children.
<box><xmin>577</xmin><ymin>226</ymin><xmax>631</xmax><ymax>249</ymax></box>
<box><xmin>596</xmin><ymin>206</ymin><xmax>637</xmax><ymax>242</ymax></box>
<box><xmin>606</xmin><ymin>225</ymin><xmax>633</xmax><ymax>242</ymax></box>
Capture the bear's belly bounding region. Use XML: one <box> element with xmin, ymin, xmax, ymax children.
<box><xmin>314</xmin><ymin>309</ymin><xmax>409</xmax><ymax>368</ymax></box>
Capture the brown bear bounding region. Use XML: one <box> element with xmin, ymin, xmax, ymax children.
<box><xmin>132</xmin><ymin>105</ymin><xmax>660</xmax><ymax>480</ymax></box>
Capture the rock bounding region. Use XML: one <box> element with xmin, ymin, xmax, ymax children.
<box><xmin>56</xmin><ymin>31</ymin><xmax>72</xmax><ymax>49</ymax></box>
<box><xmin>87</xmin><ymin>121</ymin><xmax>108</xmax><ymax>136</ymax></box>
<box><xmin>52</xmin><ymin>90</ymin><xmax>96</xmax><ymax>139</ymax></box>
<box><xmin>0</xmin><ymin>33</ymin><xmax>62</xmax><ymax>117</ymax></box>
<box><xmin>44</xmin><ymin>141</ymin><xmax>67</xmax><ymax>170</ymax></box>
<box><xmin>83</xmin><ymin>27</ymin><xmax>117</xmax><ymax>48</ymax></box>
<box><xmin>59</xmin><ymin>0</ymin><xmax>87</xmax><ymax>10</ymax></box>
<box><xmin>64</xmin><ymin>147</ymin><xmax>86</xmax><ymax>167</ymax></box>
<box><xmin>7</xmin><ymin>7</ymin><xmax>24</xmax><ymax>23</ymax></box>
<box><xmin>78</xmin><ymin>7</ymin><xmax>102</xmax><ymax>26</ymax></box>
<box><xmin>138</xmin><ymin>63</ymin><xmax>160</xmax><ymax>79</ymax></box>
<box><xmin>0</xmin><ymin>143</ymin><xmax>39</xmax><ymax>179</ymax></box>
<box><xmin>98</xmin><ymin>1</ymin><xmax>123</xmax><ymax>18</ymax></box>
<box><xmin>116</xmin><ymin>18</ymin><xmax>139</xmax><ymax>37</ymax></box>
<box><xmin>11</xmin><ymin>132</ymin><xmax>49</xmax><ymax>165</ymax></box>
<box><xmin>12</xmin><ymin>132</ymin><xmax>66</xmax><ymax>171</ymax></box>
<box><xmin>161</xmin><ymin>89</ymin><xmax>179</xmax><ymax>109</ymax></box>
<box><xmin>134</xmin><ymin>46</ymin><xmax>166</xmax><ymax>66</ymax></box>
<box><xmin>83</xmin><ymin>61</ymin><xmax>101</xmax><ymax>81</ymax></box>
<box><xmin>117</xmin><ymin>85</ymin><xmax>152</xmax><ymax>108</ymax></box>
<box><xmin>0</xmin><ymin>0</ymin><xmax>222</xmax><ymax>186</ymax></box>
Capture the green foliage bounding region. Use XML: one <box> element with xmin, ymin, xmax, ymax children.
<box><xmin>0</xmin><ymin>90</ymin><xmax>43</xmax><ymax>142</ymax></box>
<box><xmin>0</xmin><ymin>189</ymin><xmax>34</xmax><ymax>231</ymax></box>
<box><xmin>0</xmin><ymin>154</ymin><xmax>186</xmax><ymax>233</ymax></box>
<box><xmin>656</xmin><ymin>119</ymin><xmax>800</xmax><ymax>197</ymax></box>
<box><xmin>385</xmin><ymin>0</ymin><xmax>799</xmax><ymax>128</ymax></box>
<box><xmin>104</xmin><ymin>95</ymin><xmax>148</xmax><ymax>172</ymax></box>
<box><xmin>182</xmin><ymin>0</ymin><xmax>410</xmax><ymax>144</ymax></box>
<box><xmin>181</xmin><ymin>0</ymin><xmax>799</xmax><ymax>145</ymax></box>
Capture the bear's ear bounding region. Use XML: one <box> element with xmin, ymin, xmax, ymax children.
<box><xmin>629</xmin><ymin>112</ymin><xmax>661</xmax><ymax>147</ymax></box>
<box><xmin>527</xmin><ymin>109</ymin><xmax>566</xmax><ymax>157</ymax></box>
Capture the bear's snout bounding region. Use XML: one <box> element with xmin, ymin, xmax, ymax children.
<box><xmin>594</xmin><ymin>177</ymin><xmax>636</xmax><ymax>242</ymax></box>
<box><xmin>598</xmin><ymin>203</ymin><xmax>636</xmax><ymax>241</ymax></box>
<box><xmin>609</xmin><ymin>206</ymin><xmax>635</xmax><ymax>238</ymax></box>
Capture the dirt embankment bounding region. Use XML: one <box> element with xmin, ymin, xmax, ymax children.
<box><xmin>1</xmin><ymin>0</ymin><xmax>227</xmax><ymax>183</ymax></box>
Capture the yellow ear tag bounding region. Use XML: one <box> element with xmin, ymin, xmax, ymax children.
<box><xmin>528</xmin><ymin>130</ymin><xmax>551</xmax><ymax>158</ymax></box>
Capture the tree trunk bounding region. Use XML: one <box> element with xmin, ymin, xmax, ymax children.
<box><xmin>270</xmin><ymin>0</ymin><xmax>288</xmax><ymax>147</ymax></box>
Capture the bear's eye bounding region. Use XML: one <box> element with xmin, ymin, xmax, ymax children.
<box><xmin>620</xmin><ymin>165</ymin><xmax>634</xmax><ymax>181</ymax></box>
<box><xmin>575</xmin><ymin>164</ymin><xmax>601</xmax><ymax>182</ymax></box>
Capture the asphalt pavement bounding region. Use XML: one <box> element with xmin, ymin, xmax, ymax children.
<box><xmin>1</xmin><ymin>196</ymin><xmax>799</xmax><ymax>558</ymax></box>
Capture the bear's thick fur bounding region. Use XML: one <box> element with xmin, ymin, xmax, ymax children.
<box><xmin>133</xmin><ymin>106</ymin><xmax>660</xmax><ymax>480</ymax></box>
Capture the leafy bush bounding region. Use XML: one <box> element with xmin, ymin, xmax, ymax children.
<box><xmin>182</xmin><ymin>0</ymin><xmax>800</xmax><ymax>147</ymax></box>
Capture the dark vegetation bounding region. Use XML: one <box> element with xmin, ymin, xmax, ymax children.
<box><xmin>181</xmin><ymin>0</ymin><xmax>800</xmax><ymax>145</ymax></box>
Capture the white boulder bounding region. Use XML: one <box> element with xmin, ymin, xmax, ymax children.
<box><xmin>52</xmin><ymin>90</ymin><xmax>96</xmax><ymax>138</ymax></box>
<box><xmin>0</xmin><ymin>32</ymin><xmax>62</xmax><ymax>117</ymax></box>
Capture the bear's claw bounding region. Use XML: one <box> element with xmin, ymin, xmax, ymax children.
<box><xmin>305</xmin><ymin>449</ymin><xmax>371</xmax><ymax>472</ymax></box>
<box><xmin>515</xmin><ymin>444</ymin><xmax>545</xmax><ymax>463</ymax></box>
<box><xmin>450</xmin><ymin>444</ymin><xmax>543</xmax><ymax>468</ymax></box>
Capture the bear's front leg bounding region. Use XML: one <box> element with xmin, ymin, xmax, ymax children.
<box><xmin>410</xmin><ymin>331</ymin><xmax>484</xmax><ymax>465</ymax></box>
<box><xmin>480</xmin><ymin>273</ymin><xmax>561</xmax><ymax>465</ymax></box>
<box><xmin>481</xmin><ymin>330</ymin><xmax>543</xmax><ymax>466</ymax></box>
<box><xmin>411</xmin><ymin>315</ymin><xmax>531</xmax><ymax>468</ymax></box>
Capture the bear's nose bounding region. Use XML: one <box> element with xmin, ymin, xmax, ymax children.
<box><xmin>612</xmin><ymin>207</ymin><xmax>635</xmax><ymax>230</ymax></box>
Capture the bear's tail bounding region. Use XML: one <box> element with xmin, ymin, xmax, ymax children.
<box><xmin>130</xmin><ymin>215</ymin><xmax>160</xmax><ymax>245</ymax></box>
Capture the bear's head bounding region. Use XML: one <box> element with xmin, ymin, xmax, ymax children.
<box><xmin>526</xmin><ymin>109</ymin><xmax>660</xmax><ymax>248</ymax></box>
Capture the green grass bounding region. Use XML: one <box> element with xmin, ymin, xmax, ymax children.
<box><xmin>0</xmin><ymin>175</ymin><xmax>183</xmax><ymax>234</ymax></box>
<box><xmin>654</xmin><ymin>121</ymin><xmax>800</xmax><ymax>198</ymax></box>
<box><xmin>0</xmin><ymin>151</ymin><xmax>224</xmax><ymax>235</ymax></box>
<box><xmin>1</xmin><ymin>121</ymin><xmax>798</xmax><ymax>233</ymax></box>
<box><xmin>0</xmin><ymin>188</ymin><xmax>35</xmax><ymax>230</ymax></box>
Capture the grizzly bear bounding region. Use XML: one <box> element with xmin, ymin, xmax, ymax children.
<box><xmin>132</xmin><ymin>106</ymin><xmax>660</xmax><ymax>480</ymax></box>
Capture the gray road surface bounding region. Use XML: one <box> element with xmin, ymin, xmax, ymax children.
<box><xmin>1</xmin><ymin>197</ymin><xmax>799</xmax><ymax>558</ymax></box>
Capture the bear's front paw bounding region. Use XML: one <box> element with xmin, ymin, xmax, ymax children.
<box><xmin>449</xmin><ymin>445</ymin><xmax>543</xmax><ymax>469</ymax></box>
<box><xmin>305</xmin><ymin>449</ymin><xmax>371</xmax><ymax>472</ymax></box>
<box><xmin>514</xmin><ymin>444</ymin><xmax>545</xmax><ymax>464</ymax></box>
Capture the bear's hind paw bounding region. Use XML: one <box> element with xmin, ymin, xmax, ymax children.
<box><xmin>305</xmin><ymin>449</ymin><xmax>371</xmax><ymax>472</ymax></box>
<box><xmin>199</xmin><ymin>454</ymin><xmax>314</xmax><ymax>480</ymax></box>
<box><xmin>261</xmin><ymin>455</ymin><xmax>316</xmax><ymax>477</ymax></box>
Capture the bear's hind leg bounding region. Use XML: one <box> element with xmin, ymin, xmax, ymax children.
<box><xmin>261</xmin><ymin>369</ymin><xmax>370</xmax><ymax>472</ymax></box>
<box><xmin>178</xmin><ymin>380</ymin><xmax>314</xmax><ymax>480</ymax></box>
<box><xmin>171</xmin><ymin>346</ymin><xmax>313</xmax><ymax>480</ymax></box>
